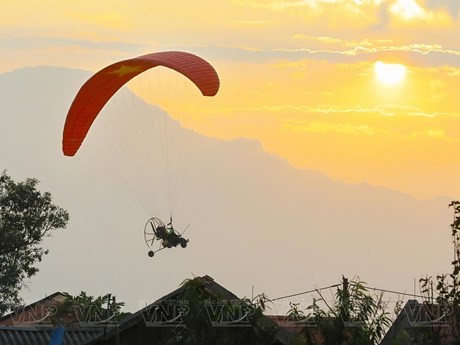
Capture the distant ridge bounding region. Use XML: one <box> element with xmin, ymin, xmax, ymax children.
<box><xmin>0</xmin><ymin>66</ymin><xmax>453</xmax><ymax>311</ymax></box>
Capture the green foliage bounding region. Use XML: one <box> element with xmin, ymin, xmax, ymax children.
<box><xmin>419</xmin><ymin>201</ymin><xmax>460</xmax><ymax>306</ymax></box>
<box><xmin>287</xmin><ymin>202</ymin><xmax>460</xmax><ymax>345</ymax></box>
<box><xmin>411</xmin><ymin>201</ymin><xmax>460</xmax><ymax>345</ymax></box>
<box><xmin>0</xmin><ymin>171</ymin><xmax>69</xmax><ymax>315</ymax></box>
<box><xmin>164</xmin><ymin>278</ymin><xmax>279</xmax><ymax>345</ymax></box>
<box><xmin>52</xmin><ymin>292</ymin><xmax>127</xmax><ymax>325</ymax></box>
<box><xmin>290</xmin><ymin>278</ymin><xmax>393</xmax><ymax>345</ymax></box>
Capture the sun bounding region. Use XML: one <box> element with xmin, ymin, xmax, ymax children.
<box><xmin>390</xmin><ymin>0</ymin><xmax>426</xmax><ymax>20</ymax></box>
<box><xmin>374</xmin><ymin>61</ymin><xmax>407</xmax><ymax>86</ymax></box>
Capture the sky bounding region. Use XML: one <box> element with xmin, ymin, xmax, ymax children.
<box><xmin>1</xmin><ymin>66</ymin><xmax>454</xmax><ymax>311</ymax></box>
<box><xmin>2</xmin><ymin>0</ymin><xmax>460</xmax><ymax>199</ymax></box>
<box><xmin>1</xmin><ymin>0</ymin><xmax>460</xmax><ymax>313</ymax></box>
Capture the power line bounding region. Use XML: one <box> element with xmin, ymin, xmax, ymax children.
<box><xmin>350</xmin><ymin>283</ymin><xmax>426</xmax><ymax>299</ymax></box>
<box><xmin>270</xmin><ymin>282</ymin><xmax>427</xmax><ymax>302</ymax></box>
<box><xmin>270</xmin><ymin>284</ymin><xmax>341</xmax><ymax>302</ymax></box>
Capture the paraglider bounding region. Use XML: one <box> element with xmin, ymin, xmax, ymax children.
<box><xmin>144</xmin><ymin>217</ymin><xmax>189</xmax><ymax>257</ymax></box>
<box><xmin>62</xmin><ymin>51</ymin><xmax>220</xmax><ymax>257</ymax></box>
<box><xmin>63</xmin><ymin>51</ymin><xmax>220</xmax><ymax>156</ymax></box>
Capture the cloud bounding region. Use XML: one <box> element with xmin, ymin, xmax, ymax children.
<box><xmin>390</xmin><ymin>0</ymin><xmax>428</xmax><ymax>20</ymax></box>
<box><xmin>236</xmin><ymin>0</ymin><xmax>338</xmax><ymax>10</ymax></box>
<box><xmin>178</xmin><ymin>42</ymin><xmax>460</xmax><ymax>67</ymax></box>
<box><xmin>411</xmin><ymin>129</ymin><xmax>446</xmax><ymax>139</ymax></box>
<box><xmin>425</xmin><ymin>0</ymin><xmax>460</xmax><ymax>19</ymax></box>
<box><xmin>238</xmin><ymin>0</ymin><xmax>385</xmax><ymax>10</ymax></box>
<box><xmin>447</xmin><ymin>67</ymin><xmax>460</xmax><ymax>76</ymax></box>
<box><xmin>232</xmin><ymin>20</ymin><xmax>273</xmax><ymax>25</ymax></box>
<box><xmin>214</xmin><ymin>103</ymin><xmax>460</xmax><ymax>119</ymax></box>
<box><xmin>236</xmin><ymin>0</ymin><xmax>449</xmax><ymax>19</ymax></box>
<box><xmin>283</xmin><ymin>121</ymin><xmax>376</xmax><ymax>135</ymax></box>
<box><xmin>279</xmin><ymin>107</ymin><xmax>460</xmax><ymax>142</ymax></box>
<box><xmin>292</xmin><ymin>35</ymin><xmax>344</xmax><ymax>43</ymax></box>
<box><xmin>429</xmin><ymin>79</ymin><xmax>446</xmax><ymax>103</ymax></box>
<box><xmin>0</xmin><ymin>35</ymin><xmax>148</xmax><ymax>53</ymax></box>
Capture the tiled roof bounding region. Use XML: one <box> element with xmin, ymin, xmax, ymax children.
<box><xmin>0</xmin><ymin>292</ymin><xmax>67</xmax><ymax>325</ymax></box>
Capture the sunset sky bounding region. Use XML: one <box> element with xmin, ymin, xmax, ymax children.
<box><xmin>1</xmin><ymin>0</ymin><xmax>460</xmax><ymax>199</ymax></box>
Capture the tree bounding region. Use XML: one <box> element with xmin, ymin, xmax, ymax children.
<box><xmin>288</xmin><ymin>277</ymin><xmax>393</xmax><ymax>345</ymax></box>
<box><xmin>414</xmin><ymin>201</ymin><xmax>460</xmax><ymax>345</ymax></box>
<box><xmin>382</xmin><ymin>201</ymin><xmax>460</xmax><ymax>345</ymax></box>
<box><xmin>162</xmin><ymin>278</ymin><xmax>279</xmax><ymax>345</ymax></box>
<box><xmin>51</xmin><ymin>292</ymin><xmax>128</xmax><ymax>326</ymax></box>
<box><xmin>0</xmin><ymin>171</ymin><xmax>69</xmax><ymax>315</ymax></box>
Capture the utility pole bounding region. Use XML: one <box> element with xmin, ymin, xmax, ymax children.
<box><xmin>103</xmin><ymin>294</ymin><xmax>111</xmax><ymax>343</ymax></box>
<box><xmin>341</xmin><ymin>276</ymin><xmax>350</xmax><ymax>323</ymax></box>
<box><xmin>114</xmin><ymin>295</ymin><xmax>120</xmax><ymax>345</ymax></box>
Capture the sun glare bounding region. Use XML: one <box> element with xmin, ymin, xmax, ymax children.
<box><xmin>374</xmin><ymin>61</ymin><xmax>407</xmax><ymax>86</ymax></box>
<box><xmin>390</xmin><ymin>0</ymin><xmax>426</xmax><ymax>20</ymax></box>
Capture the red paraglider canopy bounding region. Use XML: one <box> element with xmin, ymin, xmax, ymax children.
<box><xmin>62</xmin><ymin>51</ymin><xmax>220</xmax><ymax>156</ymax></box>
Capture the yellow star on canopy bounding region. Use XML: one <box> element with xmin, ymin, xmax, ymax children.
<box><xmin>107</xmin><ymin>64</ymin><xmax>144</xmax><ymax>77</ymax></box>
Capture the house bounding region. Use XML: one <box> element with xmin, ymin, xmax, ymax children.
<box><xmin>0</xmin><ymin>292</ymin><xmax>67</xmax><ymax>327</ymax></box>
<box><xmin>0</xmin><ymin>325</ymin><xmax>103</xmax><ymax>345</ymax></box>
<box><xmin>0</xmin><ymin>275</ymin><xmax>293</xmax><ymax>345</ymax></box>
<box><xmin>267</xmin><ymin>314</ymin><xmax>319</xmax><ymax>344</ymax></box>
<box><xmin>0</xmin><ymin>292</ymin><xmax>106</xmax><ymax>345</ymax></box>
<box><xmin>85</xmin><ymin>275</ymin><xmax>287</xmax><ymax>345</ymax></box>
<box><xmin>380</xmin><ymin>299</ymin><xmax>460</xmax><ymax>345</ymax></box>
<box><xmin>8</xmin><ymin>277</ymin><xmax>439</xmax><ymax>344</ymax></box>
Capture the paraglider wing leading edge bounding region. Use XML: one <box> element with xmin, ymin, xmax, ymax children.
<box><xmin>62</xmin><ymin>51</ymin><xmax>220</xmax><ymax>156</ymax></box>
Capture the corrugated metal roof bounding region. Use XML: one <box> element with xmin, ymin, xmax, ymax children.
<box><xmin>0</xmin><ymin>326</ymin><xmax>102</xmax><ymax>345</ymax></box>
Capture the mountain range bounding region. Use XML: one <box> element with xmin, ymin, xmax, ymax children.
<box><xmin>0</xmin><ymin>66</ymin><xmax>453</xmax><ymax>312</ymax></box>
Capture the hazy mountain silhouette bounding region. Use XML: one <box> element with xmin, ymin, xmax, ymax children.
<box><xmin>0</xmin><ymin>66</ymin><xmax>453</xmax><ymax>312</ymax></box>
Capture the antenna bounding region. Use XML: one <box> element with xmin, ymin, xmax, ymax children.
<box><xmin>180</xmin><ymin>224</ymin><xmax>190</xmax><ymax>235</ymax></box>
